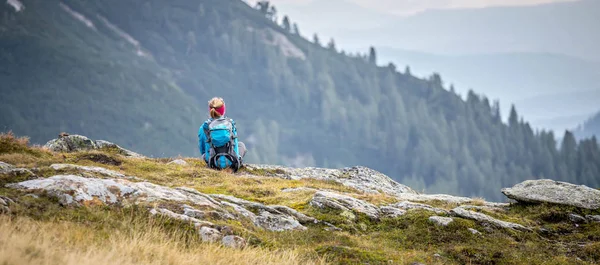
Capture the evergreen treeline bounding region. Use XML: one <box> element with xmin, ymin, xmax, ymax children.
<box><xmin>0</xmin><ymin>0</ymin><xmax>598</xmax><ymax>201</ymax></box>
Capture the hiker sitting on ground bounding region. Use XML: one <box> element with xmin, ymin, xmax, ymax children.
<box><xmin>198</xmin><ymin>97</ymin><xmax>247</xmax><ymax>172</ymax></box>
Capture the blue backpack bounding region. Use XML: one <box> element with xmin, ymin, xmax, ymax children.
<box><xmin>203</xmin><ymin>118</ymin><xmax>241</xmax><ymax>172</ymax></box>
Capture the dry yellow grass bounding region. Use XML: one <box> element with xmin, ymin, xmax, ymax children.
<box><xmin>0</xmin><ymin>216</ymin><xmax>327</xmax><ymax>265</ymax></box>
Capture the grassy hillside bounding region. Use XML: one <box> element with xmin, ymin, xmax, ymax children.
<box><xmin>1</xmin><ymin>133</ymin><xmax>600</xmax><ymax>264</ymax></box>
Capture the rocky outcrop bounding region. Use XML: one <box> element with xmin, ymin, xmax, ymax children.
<box><xmin>248</xmin><ymin>165</ymin><xmax>417</xmax><ymax>197</ymax></box>
<box><xmin>501</xmin><ymin>179</ymin><xmax>600</xmax><ymax>210</ymax></box>
<box><xmin>310</xmin><ymin>191</ymin><xmax>381</xmax><ymax>220</ymax></box>
<box><xmin>429</xmin><ymin>216</ymin><xmax>454</xmax><ymax>226</ymax></box>
<box><xmin>7</xmin><ymin>172</ymin><xmax>315</xmax><ymax>233</ymax></box>
<box><xmin>450</xmin><ymin>206</ymin><xmax>531</xmax><ymax>232</ymax></box>
<box><xmin>44</xmin><ymin>135</ymin><xmax>143</xmax><ymax>158</ymax></box>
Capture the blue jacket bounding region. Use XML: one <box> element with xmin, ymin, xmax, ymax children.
<box><xmin>198</xmin><ymin>117</ymin><xmax>240</xmax><ymax>162</ymax></box>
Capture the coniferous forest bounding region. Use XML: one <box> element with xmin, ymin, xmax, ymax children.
<box><xmin>0</xmin><ymin>0</ymin><xmax>599</xmax><ymax>201</ymax></box>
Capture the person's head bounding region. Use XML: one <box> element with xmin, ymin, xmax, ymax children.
<box><xmin>208</xmin><ymin>97</ymin><xmax>226</xmax><ymax>119</ymax></box>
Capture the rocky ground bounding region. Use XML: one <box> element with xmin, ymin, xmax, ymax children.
<box><xmin>1</xmin><ymin>133</ymin><xmax>600</xmax><ymax>265</ymax></box>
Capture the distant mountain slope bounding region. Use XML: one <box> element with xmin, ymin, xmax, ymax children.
<box><xmin>334</xmin><ymin>0</ymin><xmax>600</xmax><ymax>61</ymax></box>
<box><xmin>0</xmin><ymin>0</ymin><xmax>201</xmax><ymax>156</ymax></box>
<box><xmin>1</xmin><ymin>0</ymin><xmax>599</xmax><ymax>201</ymax></box>
<box><xmin>378</xmin><ymin>47</ymin><xmax>600</xmax><ymax>131</ymax></box>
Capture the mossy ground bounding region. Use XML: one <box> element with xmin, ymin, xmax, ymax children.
<box><xmin>1</xmin><ymin>132</ymin><xmax>599</xmax><ymax>265</ymax></box>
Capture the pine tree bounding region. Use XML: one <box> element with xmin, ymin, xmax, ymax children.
<box><xmin>312</xmin><ymin>33</ymin><xmax>320</xmax><ymax>46</ymax></box>
<box><xmin>292</xmin><ymin>23</ymin><xmax>300</xmax><ymax>35</ymax></box>
<box><xmin>368</xmin><ymin>46</ymin><xmax>377</xmax><ymax>65</ymax></box>
<box><xmin>282</xmin><ymin>15</ymin><xmax>291</xmax><ymax>32</ymax></box>
<box><xmin>508</xmin><ymin>104</ymin><xmax>519</xmax><ymax>128</ymax></box>
<box><xmin>327</xmin><ymin>38</ymin><xmax>336</xmax><ymax>51</ymax></box>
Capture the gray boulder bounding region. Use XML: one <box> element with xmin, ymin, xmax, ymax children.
<box><xmin>310</xmin><ymin>191</ymin><xmax>381</xmax><ymax>220</ymax></box>
<box><xmin>379</xmin><ymin>206</ymin><xmax>407</xmax><ymax>218</ymax></box>
<box><xmin>429</xmin><ymin>216</ymin><xmax>454</xmax><ymax>226</ymax></box>
<box><xmin>199</xmin><ymin>227</ymin><xmax>222</xmax><ymax>243</ymax></box>
<box><xmin>254</xmin><ymin>210</ymin><xmax>307</xmax><ymax>231</ymax></box>
<box><xmin>501</xmin><ymin>179</ymin><xmax>600</xmax><ymax>210</ymax></box>
<box><xmin>451</xmin><ymin>206</ymin><xmax>530</xmax><ymax>232</ymax></box>
<box><xmin>222</xmin><ymin>235</ymin><xmax>246</xmax><ymax>249</ymax></box>
<box><xmin>44</xmin><ymin>135</ymin><xmax>97</xmax><ymax>152</ymax></box>
<box><xmin>43</xmin><ymin>135</ymin><xmax>143</xmax><ymax>157</ymax></box>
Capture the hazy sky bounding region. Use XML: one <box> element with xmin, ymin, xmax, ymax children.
<box><xmin>255</xmin><ymin>0</ymin><xmax>577</xmax><ymax>15</ymax></box>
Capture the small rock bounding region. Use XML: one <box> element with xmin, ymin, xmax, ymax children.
<box><xmin>387</xmin><ymin>201</ymin><xmax>448</xmax><ymax>215</ymax></box>
<box><xmin>167</xmin><ymin>159</ymin><xmax>188</xmax><ymax>166</ymax></box>
<box><xmin>433</xmin><ymin>253</ymin><xmax>442</xmax><ymax>258</ymax></box>
<box><xmin>0</xmin><ymin>162</ymin><xmax>35</xmax><ymax>178</ymax></box>
<box><xmin>281</xmin><ymin>187</ymin><xmax>318</xmax><ymax>193</ymax></box>
<box><xmin>586</xmin><ymin>215</ymin><xmax>600</xmax><ymax>223</ymax></box>
<box><xmin>501</xmin><ymin>179</ymin><xmax>600</xmax><ymax>210</ymax></box>
<box><xmin>150</xmin><ymin>208</ymin><xmax>215</xmax><ymax>228</ymax></box>
<box><xmin>429</xmin><ymin>216</ymin><xmax>454</xmax><ymax>226</ymax></box>
<box><xmin>270</xmin><ymin>205</ymin><xmax>316</xmax><ymax>223</ymax></box>
<box><xmin>468</xmin><ymin>228</ymin><xmax>482</xmax><ymax>235</ymax></box>
<box><xmin>199</xmin><ymin>227</ymin><xmax>222</xmax><ymax>243</ymax></box>
<box><xmin>221</xmin><ymin>201</ymin><xmax>257</xmax><ymax>222</ymax></box>
<box><xmin>222</xmin><ymin>235</ymin><xmax>246</xmax><ymax>249</ymax></box>
<box><xmin>568</xmin><ymin>213</ymin><xmax>587</xmax><ymax>224</ymax></box>
<box><xmin>217</xmin><ymin>225</ymin><xmax>234</xmax><ymax>236</ymax></box>
<box><xmin>380</xmin><ymin>206</ymin><xmax>407</xmax><ymax>218</ymax></box>
<box><xmin>254</xmin><ymin>210</ymin><xmax>307</xmax><ymax>231</ymax></box>
<box><xmin>451</xmin><ymin>206</ymin><xmax>530</xmax><ymax>232</ymax></box>
<box><xmin>0</xmin><ymin>161</ymin><xmax>14</xmax><ymax>171</ymax></box>
<box><xmin>94</xmin><ymin>140</ymin><xmax>144</xmax><ymax>158</ymax></box>
<box><xmin>24</xmin><ymin>194</ymin><xmax>39</xmax><ymax>199</ymax></box>
<box><xmin>310</xmin><ymin>191</ymin><xmax>381</xmax><ymax>220</ymax></box>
